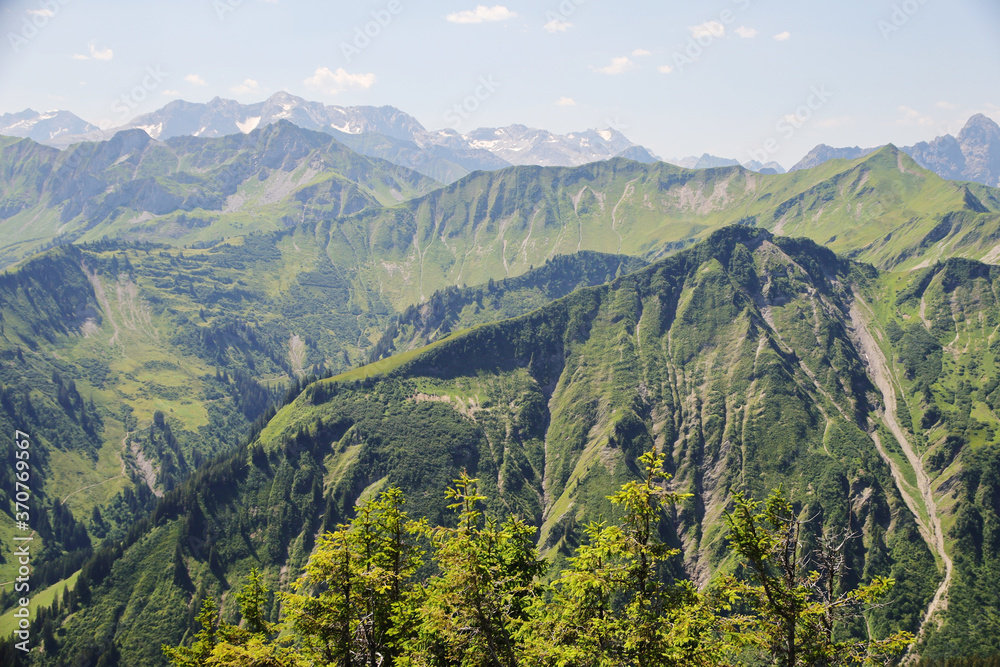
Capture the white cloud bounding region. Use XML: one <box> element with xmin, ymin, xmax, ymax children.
<box><xmin>936</xmin><ymin>101</ymin><xmax>957</xmax><ymax>110</ymax></box>
<box><xmin>632</xmin><ymin>48</ymin><xmax>652</xmax><ymax>57</ymax></box>
<box><xmin>185</xmin><ymin>74</ymin><xmax>208</xmax><ymax>86</ymax></box>
<box><xmin>304</xmin><ymin>67</ymin><xmax>377</xmax><ymax>95</ymax></box>
<box><xmin>88</xmin><ymin>41</ymin><xmax>113</xmax><ymax>61</ymax></box>
<box><xmin>688</xmin><ymin>21</ymin><xmax>725</xmax><ymax>39</ymax></box>
<box><xmin>816</xmin><ymin>116</ymin><xmax>852</xmax><ymax>129</ymax></box>
<box><xmin>161</xmin><ymin>89</ymin><xmax>181</xmax><ymax>96</ymax></box>
<box><xmin>658</xmin><ymin>65</ymin><xmax>674</xmax><ymax>74</ymax></box>
<box><xmin>556</xmin><ymin>97</ymin><xmax>577</xmax><ymax>106</ymax></box>
<box><xmin>898</xmin><ymin>106</ymin><xmax>934</xmax><ymax>126</ymax></box>
<box><xmin>446</xmin><ymin>5</ymin><xmax>516</xmax><ymax>24</ymax></box>
<box><xmin>594</xmin><ymin>56</ymin><xmax>637</xmax><ymax>75</ymax></box>
<box><xmin>231</xmin><ymin>79</ymin><xmax>262</xmax><ymax>95</ymax></box>
<box><xmin>71</xmin><ymin>53</ymin><xmax>89</xmax><ymax>61</ymax></box>
<box><xmin>543</xmin><ymin>18</ymin><xmax>572</xmax><ymax>33</ymax></box>
<box><xmin>773</xmin><ymin>31</ymin><xmax>791</xmax><ymax>41</ymax></box>
<box><xmin>735</xmin><ymin>26</ymin><xmax>758</xmax><ymax>38</ymax></box>
<box><xmin>27</xmin><ymin>8</ymin><xmax>55</xmax><ymax>17</ymax></box>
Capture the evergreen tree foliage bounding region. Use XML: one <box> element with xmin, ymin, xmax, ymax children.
<box><xmin>161</xmin><ymin>454</ymin><xmax>914</xmax><ymax>667</ymax></box>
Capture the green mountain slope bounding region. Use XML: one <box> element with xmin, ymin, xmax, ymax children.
<box><xmin>0</xmin><ymin>230</ymin><xmax>395</xmax><ymax>590</ymax></box>
<box><xmin>855</xmin><ymin>258</ymin><xmax>1000</xmax><ymax>658</ymax></box>
<box><xmin>26</xmin><ymin>227</ymin><xmax>963</xmax><ymax>665</ymax></box>
<box><xmin>0</xmin><ymin>122</ymin><xmax>440</xmax><ymax>266</ymax></box>
<box><xmin>4</xmin><ymin>139</ymin><xmax>1000</xmax><ymax>663</ymax></box>
<box><xmin>0</xmin><ymin>234</ymin><xmax>657</xmax><ymax>603</ymax></box>
<box><xmin>311</xmin><ymin>145</ymin><xmax>1000</xmax><ymax>308</ymax></box>
<box><xmin>371</xmin><ymin>250</ymin><xmax>649</xmax><ymax>359</ymax></box>
<box><xmin>6</xmin><ymin>129</ymin><xmax>1000</xmax><ymax>301</ymax></box>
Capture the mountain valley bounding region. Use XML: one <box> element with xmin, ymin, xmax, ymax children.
<box><xmin>1</xmin><ymin>116</ymin><xmax>1000</xmax><ymax>664</ymax></box>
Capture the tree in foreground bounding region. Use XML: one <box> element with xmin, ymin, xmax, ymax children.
<box><xmin>281</xmin><ymin>485</ymin><xmax>426</xmax><ymax>666</ymax></box>
<box><xmin>723</xmin><ymin>488</ymin><xmax>914</xmax><ymax>665</ymax></box>
<box><xmin>164</xmin><ymin>451</ymin><xmax>915</xmax><ymax>666</ymax></box>
<box><xmin>398</xmin><ymin>472</ymin><xmax>545</xmax><ymax>667</ymax></box>
<box><xmin>516</xmin><ymin>448</ymin><xmax>738</xmax><ymax>665</ymax></box>
<box><xmin>163</xmin><ymin>569</ymin><xmax>298</xmax><ymax>666</ymax></box>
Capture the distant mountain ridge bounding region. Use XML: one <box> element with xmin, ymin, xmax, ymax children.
<box><xmin>790</xmin><ymin>145</ymin><xmax>877</xmax><ymax>171</ymax></box>
<box><xmin>0</xmin><ymin>121</ymin><xmax>440</xmax><ymax>265</ymax></box>
<box><xmin>0</xmin><ymin>108</ymin><xmax>98</xmax><ymax>144</ymax></box>
<box><xmin>791</xmin><ymin>114</ymin><xmax>1000</xmax><ymax>187</ymax></box>
<box><xmin>462</xmin><ymin>124</ymin><xmax>658</xmax><ymax>167</ymax></box>
<box><xmin>3</xmin><ymin>92</ymin><xmax>662</xmax><ymax>183</ymax></box>
<box><xmin>666</xmin><ymin>153</ymin><xmax>787</xmax><ymax>175</ymax></box>
<box><xmin>6</xmin><ymin>98</ymin><xmax>999</xmax><ymax>187</ymax></box>
<box><xmin>3</xmin><ymin>129</ymin><xmax>1000</xmax><ymax>277</ymax></box>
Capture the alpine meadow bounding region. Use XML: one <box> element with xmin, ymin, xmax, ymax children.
<box><xmin>2</xmin><ymin>1</ymin><xmax>1000</xmax><ymax>665</ymax></box>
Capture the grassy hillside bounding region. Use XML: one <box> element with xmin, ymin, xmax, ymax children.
<box><xmin>0</xmin><ymin>232</ymin><xmax>392</xmax><ymax>591</ymax></box>
<box><xmin>0</xmin><ymin>122</ymin><xmax>440</xmax><ymax>266</ymax></box>
<box><xmin>371</xmin><ymin>250</ymin><xmax>649</xmax><ymax>359</ymax></box>
<box><xmin>22</xmin><ymin>227</ymin><xmax>960</xmax><ymax>665</ymax></box>
<box><xmin>858</xmin><ymin>259</ymin><xmax>1000</xmax><ymax>658</ymax></box>
<box><xmin>307</xmin><ymin>145</ymin><xmax>1000</xmax><ymax>308</ymax></box>
<box><xmin>0</xmin><ymin>234</ymin><xmax>660</xmax><ymax>620</ymax></box>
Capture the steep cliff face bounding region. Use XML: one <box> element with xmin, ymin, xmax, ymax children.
<box><xmin>246</xmin><ymin>228</ymin><xmax>939</xmax><ymax>639</ymax></box>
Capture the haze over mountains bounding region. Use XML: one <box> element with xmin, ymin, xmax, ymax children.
<box><xmin>6</xmin><ymin>93</ymin><xmax>1000</xmax><ymax>191</ymax></box>
<box><xmin>791</xmin><ymin>114</ymin><xmax>1000</xmax><ymax>187</ymax></box>
<box><xmin>0</xmin><ymin>109</ymin><xmax>99</xmax><ymax>144</ymax></box>
<box><xmin>1</xmin><ymin>92</ymin><xmax>658</xmax><ymax>184</ymax></box>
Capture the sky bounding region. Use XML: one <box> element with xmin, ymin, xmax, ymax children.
<box><xmin>1</xmin><ymin>0</ymin><xmax>998</xmax><ymax>168</ymax></box>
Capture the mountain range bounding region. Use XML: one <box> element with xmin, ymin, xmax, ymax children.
<box><xmin>791</xmin><ymin>114</ymin><xmax>1000</xmax><ymax>187</ymax></box>
<box><xmin>5</xmin><ymin>119</ymin><xmax>1000</xmax><ymax>279</ymax></box>
<box><xmin>2</xmin><ymin>107</ymin><xmax>1000</xmax><ymax>664</ymax></box>
<box><xmin>0</xmin><ymin>109</ymin><xmax>99</xmax><ymax>145</ymax></box>
<box><xmin>0</xmin><ymin>121</ymin><xmax>439</xmax><ymax>266</ymax></box>
<box><xmin>9</xmin><ymin>94</ymin><xmax>1000</xmax><ymax>191</ymax></box>
<box><xmin>3</xmin><ymin>92</ymin><xmax>662</xmax><ymax>184</ymax></box>
<box><xmin>667</xmin><ymin>153</ymin><xmax>786</xmax><ymax>174</ymax></box>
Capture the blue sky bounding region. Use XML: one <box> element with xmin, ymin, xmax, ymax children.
<box><xmin>1</xmin><ymin>0</ymin><xmax>998</xmax><ymax>167</ymax></box>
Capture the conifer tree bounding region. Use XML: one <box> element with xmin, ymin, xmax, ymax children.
<box><xmin>282</xmin><ymin>486</ymin><xmax>426</xmax><ymax>666</ymax></box>
<box><xmin>401</xmin><ymin>472</ymin><xmax>544</xmax><ymax>667</ymax></box>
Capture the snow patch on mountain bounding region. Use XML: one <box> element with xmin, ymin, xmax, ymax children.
<box><xmin>236</xmin><ymin>116</ymin><xmax>261</xmax><ymax>133</ymax></box>
<box><xmin>136</xmin><ymin>123</ymin><xmax>163</xmax><ymax>139</ymax></box>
